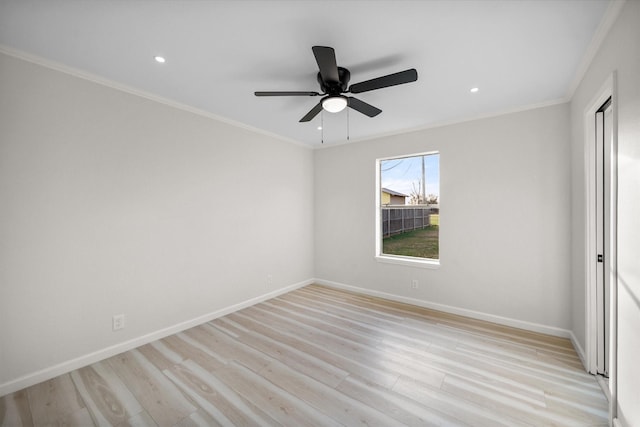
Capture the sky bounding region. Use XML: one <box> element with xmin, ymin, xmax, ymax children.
<box><xmin>380</xmin><ymin>153</ymin><xmax>439</xmax><ymax>200</ymax></box>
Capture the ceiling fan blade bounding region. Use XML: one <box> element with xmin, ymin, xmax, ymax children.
<box><xmin>255</xmin><ymin>91</ymin><xmax>320</xmax><ymax>96</ymax></box>
<box><xmin>347</xmin><ymin>97</ymin><xmax>382</xmax><ymax>117</ymax></box>
<box><xmin>349</xmin><ymin>68</ymin><xmax>418</xmax><ymax>94</ymax></box>
<box><xmin>312</xmin><ymin>46</ymin><xmax>339</xmax><ymax>83</ymax></box>
<box><xmin>299</xmin><ymin>101</ymin><xmax>323</xmax><ymax>122</ymax></box>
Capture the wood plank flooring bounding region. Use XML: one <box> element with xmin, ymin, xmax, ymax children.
<box><xmin>0</xmin><ymin>284</ymin><xmax>609</xmax><ymax>426</ymax></box>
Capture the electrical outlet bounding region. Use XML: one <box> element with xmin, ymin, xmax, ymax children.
<box><xmin>411</xmin><ymin>279</ymin><xmax>419</xmax><ymax>289</ymax></box>
<box><xmin>112</xmin><ymin>314</ymin><xmax>125</xmax><ymax>331</ymax></box>
<box><xmin>267</xmin><ymin>274</ymin><xmax>273</xmax><ymax>285</ymax></box>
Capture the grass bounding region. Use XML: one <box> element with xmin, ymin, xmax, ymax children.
<box><xmin>382</xmin><ymin>226</ymin><xmax>439</xmax><ymax>259</ymax></box>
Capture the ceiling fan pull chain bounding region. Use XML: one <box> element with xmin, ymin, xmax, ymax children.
<box><xmin>347</xmin><ymin>107</ymin><xmax>350</xmax><ymax>141</ymax></box>
<box><xmin>321</xmin><ymin>110</ymin><xmax>324</xmax><ymax>144</ymax></box>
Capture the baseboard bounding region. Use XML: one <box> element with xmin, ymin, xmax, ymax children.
<box><xmin>315</xmin><ymin>278</ymin><xmax>572</xmax><ymax>339</ymax></box>
<box><xmin>0</xmin><ymin>278</ymin><xmax>313</xmax><ymax>397</ymax></box>
<box><xmin>569</xmin><ymin>330</ymin><xmax>588</xmax><ymax>371</ymax></box>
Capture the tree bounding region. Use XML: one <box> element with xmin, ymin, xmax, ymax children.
<box><xmin>409</xmin><ymin>182</ymin><xmax>438</xmax><ymax>205</ymax></box>
<box><xmin>425</xmin><ymin>194</ymin><xmax>439</xmax><ymax>204</ymax></box>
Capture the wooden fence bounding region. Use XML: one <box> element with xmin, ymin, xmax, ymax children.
<box><xmin>381</xmin><ymin>205</ymin><xmax>439</xmax><ymax>237</ymax></box>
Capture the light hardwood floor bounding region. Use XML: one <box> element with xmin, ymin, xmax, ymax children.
<box><xmin>0</xmin><ymin>285</ymin><xmax>608</xmax><ymax>426</ymax></box>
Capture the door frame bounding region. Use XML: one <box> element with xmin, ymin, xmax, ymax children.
<box><xmin>584</xmin><ymin>72</ymin><xmax>618</xmax><ymax>421</ymax></box>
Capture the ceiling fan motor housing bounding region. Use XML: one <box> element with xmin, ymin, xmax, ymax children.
<box><xmin>317</xmin><ymin>67</ymin><xmax>350</xmax><ymax>94</ymax></box>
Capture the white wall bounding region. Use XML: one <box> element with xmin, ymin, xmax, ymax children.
<box><xmin>569</xmin><ymin>1</ymin><xmax>640</xmax><ymax>425</ymax></box>
<box><xmin>315</xmin><ymin>103</ymin><xmax>572</xmax><ymax>333</ymax></box>
<box><xmin>3</xmin><ymin>5</ymin><xmax>638</xmax><ymax>419</ymax></box>
<box><xmin>0</xmin><ymin>52</ymin><xmax>314</xmax><ymax>394</ymax></box>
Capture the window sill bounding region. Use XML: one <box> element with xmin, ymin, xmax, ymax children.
<box><xmin>375</xmin><ymin>255</ymin><xmax>440</xmax><ymax>269</ymax></box>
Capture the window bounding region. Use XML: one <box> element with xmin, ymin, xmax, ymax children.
<box><xmin>376</xmin><ymin>152</ymin><xmax>440</xmax><ymax>266</ymax></box>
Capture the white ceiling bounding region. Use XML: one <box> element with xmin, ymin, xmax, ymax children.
<box><xmin>0</xmin><ymin>0</ymin><xmax>611</xmax><ymax>147</ymax></box>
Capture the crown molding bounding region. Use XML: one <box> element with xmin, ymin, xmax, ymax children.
<box><xmin>565</xmin><ymin>0</ymin><xmax>626</xmax><ymax>100</ymax></box>
<box><xmin>0</xmin><ymin>45</ymin><xmax>310</xmax><ymax>150</ymax></box>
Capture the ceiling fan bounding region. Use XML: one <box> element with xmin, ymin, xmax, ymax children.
<box><xmin>255</xmin><ymin>46</ymin><xmax>418</xmax><ymax>122</ymax></box>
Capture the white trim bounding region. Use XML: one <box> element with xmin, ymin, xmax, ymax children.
<box><xmin>584</xmin><ymin>73</ymin><xmax>615</xmax><ymax>373</ymax></box>
<box><xmin>375</xmin><ymin>151</ymin><xmax>441</xmax><ymax>267</ymax></box>
<box><xmin>565</xmin><ymin>0</ymin><xmax>626</xmax><ymax>100</ymax></box>
<box><xmin>0</xmin><ymin>44</ymin><xmax>309</xmax><ymax>150</ymax></box>
<box><xmin>316</xmin><ymin>98</ymin><xmax>568</xmax><ymax>149</ymax></box>
<box><xmin>583</xmin><ymin>72</ymin><xmax>618</xmax><ymax>424</ymax></box>
<box><xmin>613</xmin><ymin>418</ymin><xmax>623</xmax><ymax>427</ymax></box>
<box><xmin>0</xmin><ymin>44</ymin><xmax>571</xmax><ymax>153</ymax></box>
<box><xmin>315</xmin><ymin>278</ymin><xmax>572</xmax><ymax>339</ymax></box>
<box><xmin>375</xmin><ymin>255</ymin><xmax>440</xmax><ymax>269</ymax></box>
<box><xmin>569</xmin><ymin>330</ymin><xmax>588</xmax><ymax>369</ymax></box>
<box><xmin>608</xmin><ymin>77</ymin><xmax>619</xmax><ymax>427</ymax></box>
<box><xmin>316</xmin><ymin>0</ymin><xmax>625</xmax><ymax>151</ymax></box>
<box><xmin>375</xmin><ymin>159</ymin><xmax>383</xmax><ymax>258</ymax></box>
<box><xmin>376</xmin><ymin>149</ymin><xmax>444</xmax><ymax>163</ymax></box>
<box><xmin>0</xmin><ymin>279</ymin><xmax>313</xmax><ymax>397</ymax></box>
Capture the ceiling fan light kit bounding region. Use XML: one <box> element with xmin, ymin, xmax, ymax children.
<box><xmin>322</xmin><ymin>96</ymin><xmax>348</xmax><ymax>113</ymax></box>
<box><xmin>255</xmin><ymin>46</ymin><xmax>418</xmax><ymax>124</ymax></box>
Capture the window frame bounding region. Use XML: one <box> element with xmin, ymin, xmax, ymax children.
<box><xmin>375</xmin><ymin>151</ymin><xmax>440</xmax><ymax>269</ymax></box>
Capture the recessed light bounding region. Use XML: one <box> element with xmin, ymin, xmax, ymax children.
<box><xmin>154</xmin><ymin>56</ymin><xmax>166</xmax><ymax>64</ymax></box>
<box><xmin>317</xmin><ymin>126</ymin><xmax>322</xmax><ymax>130</ymax></box>
<box><xmin>470</xmin><ymin>87</ymin><xmax>479</xmax><ymax>93</ymax></box>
